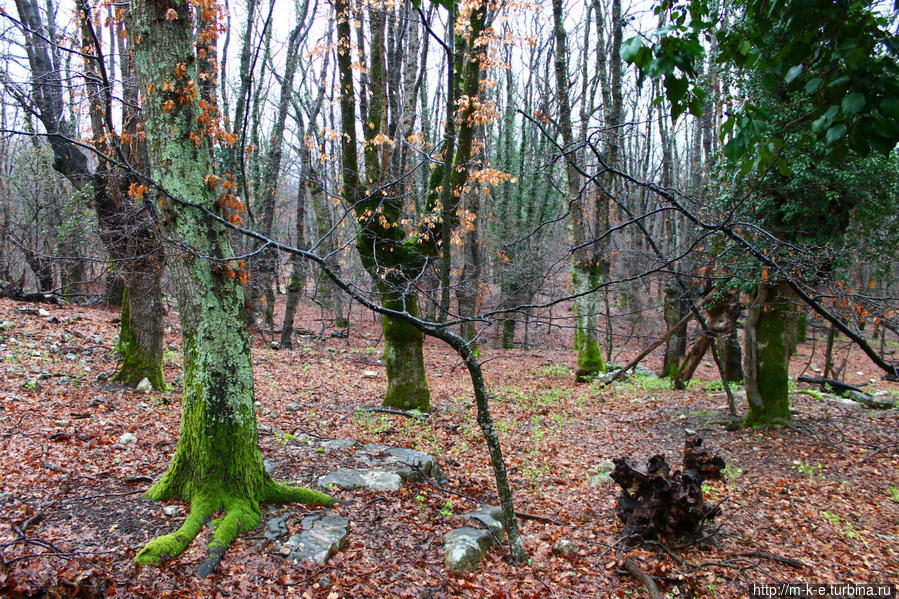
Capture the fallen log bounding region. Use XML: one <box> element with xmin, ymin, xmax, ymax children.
<box><xmin>611</xmin><ymin>437</ymin><xmax>724</xmax><ymax>546</ymax></box>
<box><xmin>798</xmin><ymin>376</ymin><xmax>895</xmax><ymax>409</ymax></box>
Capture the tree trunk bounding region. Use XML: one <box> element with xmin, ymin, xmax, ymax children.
<box><xmin>382</xmin><ymin>292</ymin><xmax>430</xmax><ymax>411</ymax></box>
<box><xmin>661</xmin><ymin>279</ymin><xmax>689</xmax><ymax>378</ymax></box>
<box><xmin>552</xmin><ymin>0</ymin><xmax>605</xmax><ymax>380</ymax></box>
<box><xmin>744</xmin><ymin>281</ymin><xmax>798</xmax><ymax>424</ymax></box>
<box><xmin>131</xmin><ymin>0</ymin><xmax>331</xmax><ymax>572</ymax></box>
<box><xmin>112</xmin><ymin>282</ymin><xmax>164</xmax><ymax>390</ymax></box>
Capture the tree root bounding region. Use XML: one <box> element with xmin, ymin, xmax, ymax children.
<box><xmin>135</xmin><ymin>481</ymin><xmax>333</xmax><ymax>576</ymax></box>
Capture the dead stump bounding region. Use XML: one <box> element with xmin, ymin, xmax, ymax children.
<box><xmin>611</xmin><ymin>437</ymin><xmax>725</xmax><ymax>545</ymax></box>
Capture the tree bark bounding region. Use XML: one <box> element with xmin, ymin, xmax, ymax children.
<box><xmin>15</xmin><ymin>0</ymin><xmax>166</xmax><ymax>389</ymax></box>
<box><xmin>552</xmin><ymin>0</ymin><xmax>605</xmax><ymax>380</ymax></box>
<box><xmin>744</xmin><ymin>281</ymin><xmax>798</xmax><ymax>424</ymax></box>
<box><xmin>130</xmin><ymin>0</ymin><xmax>331</xmax><ymax>571</ymax></box>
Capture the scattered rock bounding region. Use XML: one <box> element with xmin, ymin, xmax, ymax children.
<box><xmin>460</xmin><ymin>505</ymin><xmax>505</xmax><ymax>539</ymax></box>
<box><xmin>163</xmin><ymin>505</ymin><xmax>180</xmax><ymax>516</ymax></box>
<box><xmin>264</xmin><ymin>515</ymin><xmax>288</xmax><ymax>541</ymax></box>
<box><xmin>318</xmin><ymin>468</ymin><xmax>403</xmax><ymax>492</ymax></box>
<box><xmin>118</xmin><ymin>432</ymin><xmax>138</xmax><ymax>444</ymax></box>
<box><xmin>552</xmin><ymin>539</ymin><xmax>579</xmax><ymax>556</ymax></box>
<box><xmin>54</xmin><ymin>419</ymin><xmax>70</xmax><ymax>428</ymax></box>
<box><xmin>443</xmin><ymin>528</ymin><xmax>494</xmax><ymax>573</ymax></box>
<box><xmin>284</xmin><ymin>512</ymin><xmax>350</xmax><ymax>564</ymax></box>
<box><xmin>38</xmin><ymin>308</ymin><xmax>50</xmax><ymax>317</ymax></box>
<box><xmin>320</xmin><ymin>439</ymin><xmax>359</xmax><ymax>451</ymax></box>
<box><xmin>361</xmin><ymin>370</ymin><xmax>378</xmax><ymax>379</ymax></box>
<box><xmin>135</xmin><ymin>378</ymin><xmax>152</xmax><ymax>394</ymax></box>
<box><xmin>588</xmin><ymin>459</ymin><xmax>616</xmax><ymax>486</ymax></box>
<box><xmin>286</xmin><ymin>403</ymin><xmax>302</xmax><ymax>412</ymax></box>
<box><xmin>380</xmin><ymin>447</ymin><xmax>447</xmax><ymax>483</ymax></box>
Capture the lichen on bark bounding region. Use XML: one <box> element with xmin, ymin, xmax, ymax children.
<box><xmin>744</xmin><ymin>281</ymin><xmax>798</xmax><ymax>425</ymax></box>
<box><xmin>112</xmin><ymin>288</ymin><xmax>165</xmax><ymax>390</ymax></box>
<box><xmin>572</xmin><ymin>265</ymin><xmax>606</xmax><ymax>381</ymax></box>
<box><xmin>130</xmin><ymin>0</ymin><xmax>332</xmax><ymax>573</ymax></box>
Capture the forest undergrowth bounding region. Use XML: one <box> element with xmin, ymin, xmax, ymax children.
<box><xmin>1</xmin><ymin>298</ymin><xmax>897</xmax><ymax>598</ymax></box>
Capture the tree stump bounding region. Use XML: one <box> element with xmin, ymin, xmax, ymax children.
<box><xmin>611</xmin><ymin>437</ymin><xmax>725</xmax><ymax>545</ymax></box>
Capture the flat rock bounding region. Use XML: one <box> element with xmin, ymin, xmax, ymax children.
<box><xmin>443</xmin><ymin>527</ymin><xmax>494</xmax><ymax>573</ymax></box>
<box><xmin>318</xmin><ymin>468</ymin><xmax>403</xmax><ymax>492</ymax></box>
<box><xmin>381</xmin><ymin>447</ymin><xmax>447</xmax><ymax>483</ymax></box>
<box><xmin>320</xmin><ymin>438</ymin><xmax>359</xmax><ymax>451</ymax></box>
<box><xmin>264</xmin><ymin>515</ymin><xmax>288</xmax><ymax>540</ymax></box>
<box><xmin>285</xmin><ymin>512</ymin><xmax>350</xmax><ymax>565</ymax></box>
<box><xmin>460</xmin><ymin>505</ymin><xmax>505</xmax><ymax>539</ymax></box>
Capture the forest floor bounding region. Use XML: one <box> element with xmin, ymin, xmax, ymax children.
<box><xmin>0</xmin><ymin>297</ymin><xmax>897</xmax><ymax>598</ymax></box>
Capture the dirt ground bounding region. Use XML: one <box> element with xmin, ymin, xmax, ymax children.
<box><xmin>1</xmin><ymin>296</ymin><xmax>897</xmax><ymax>598</ymax></box>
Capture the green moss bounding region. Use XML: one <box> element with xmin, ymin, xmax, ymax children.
<box><xmin>112</xmin><ymin>289</ymin><xmax>165</xmax><ymax>390</ymax></box>
<box><xmin>745</xmin><ymin>284</ymin><xmax>795</xmax><ymax>425</ymax></box>
<box><xmin>572</xmin><ymin>266</ymin><xmax>605</xmax><ymax>380</ymax></box>
<box><xmin>381</xmin><ymin>295</ymin><xmax>431</xmax><ymax>412</ymax></box>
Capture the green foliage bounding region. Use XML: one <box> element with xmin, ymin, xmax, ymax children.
<box><xmin>625</xmin><ymin>0</ymin><xmax>899</xmax><ymax>173</ymax></box>
<box><xmin>792</xmin><ymin>460</ymin><xmax>823</xmax><ymax>483</ymax></box>
<box><xmin>887</xmin><ymin>486</ymin><xmax>899</xmax><ymax>503</ymax></box>
<box><xmin>353</xmin><ymin>410</ymin><xmax>392</xmax><ymax>436</ymax></box>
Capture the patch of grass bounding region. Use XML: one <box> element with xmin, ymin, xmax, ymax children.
<box><xmin>537</xmin><ymin>363</ymin><xmax>572</xmax><ymax>378</ymax></box>
<box><xmin>886</xmin><ymin>486</ymin><xmax>899</xmax><ymax>503</ymax></box>
<box><xmin>353</xmin><ymin>409</ymin><xmax>392</xmax><ymax>436</ymax></box>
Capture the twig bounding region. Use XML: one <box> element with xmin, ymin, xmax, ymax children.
<box><xmin>740</xmin><ymin>551</ymin><xmax>808</xmax><ymax>570</ymax></box>
<box><xmin>859</xmin><ymin>443</ymin><xmax>899</xmax><ymax>464</ymax></box>
<box><xmin>70</xmin><ymin>489</ymin><xmax>144</xmax><ymax>501</ymax></box>
<box><xmin>623</xmin><ymin>558</ymin><xmax>663</xmax><ymax>599</ymax></box>
<box><xmin>362</xmin><ymin>406</ymin><xmax>429</xmax><ymax>420</ymax></box>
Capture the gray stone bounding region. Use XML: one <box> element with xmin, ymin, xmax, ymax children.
<box><xmin>318</xmin><ymin>468</ymin><xmax>403</xmax><ymax>492</ymax></box>
<box><xmin>38</xmin><ymin>308</ymin><xmax>50</xmax><ymax>317</ymax></box>
<box><xmin>320</xmin><ymin>438</ymin><xmax>359</xmax><ymax>451</ymax></box>
<box><xmin>117</xmin><ymin>432</ymin><xmax>137</xmax><ymax>444</ymax></box>
<box><xmin>163</xmin><ymin>505</ymin><xmax>180</xmax><ymax>516</ymax></box>
<box><xmin>383</xmin><ymin>447</ymin><xmax>447</xmax><ymax>483</ymax></box>
<box><xmin>588</xmin><ymin>459</ymin><xmax>616</xmax><ymax>486</ymax></box>
<box><xmin>552</xmin><ymin>539</ymin><xmax>579</xmax><ymax>556</ymax></box>
<box><xmin>264</xmin><ymin>515</ymin><xmax>288</xmax><ymax>540</ymax></box>
<box><xmin>443</xmin><ymin>527</ymin><xmax>494</xmax><ymax>573</ymax></box>
<box><xmin>135</xmin><ymin>378</ymin><xmax>152</xmax><ymax>393</ymax></box>
<box><xmin>285</xmin><ymin>403</ymin><xmax>302</xmax><ymax>412</ymax></box>
<box><xmin>285</xmin><ymin>512</ymin><xmax>350</xmax><ymax>564</ymax></box>
<box><xmin>633</xmin><ymin>365</ymin><xmax>655</xmax><ymax>378</ymax></box>
<box><xmin>54</xmin><ymin>419</ymin><xmax>70</xmax><ymax>428</ymax></box>
<box><xmin>460</xmin><ymin>505</ymin><xmax>505</xmax><ymax>539</ymax></box>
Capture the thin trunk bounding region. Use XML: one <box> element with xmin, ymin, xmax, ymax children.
<box><xmin>552</xmin><ymin>0</ymin><xmax>604</xmax><ymax>380</ymax></box>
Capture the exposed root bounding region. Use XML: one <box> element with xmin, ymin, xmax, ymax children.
<box><xmin>135</xmin><ymin>479</ymin><xmax>333</xmax><ymax>575</ymax></box>
<box><xmin>134</xmin><ymin>497</ymin><xmax>209</xmax><ymax>565</ymax></box>
<box><xmin>262</xmin><ymin>480</ymin><xmax>335</xmax><ymax>506</ymax></box>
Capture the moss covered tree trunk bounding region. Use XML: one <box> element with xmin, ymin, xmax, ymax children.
<box><xmin>744</xmin><ymin>281</ymin><xmax>798</xmax><ymax>424</ymax></box>
<box><xmin>382</xmin><ymin>292</ymin><xmax>430</xmax><ymax>411</ymax></box>
<box><xmin>661</xmin><ymin>279</ymin><xmax>690</xmax><ymax>378</ymax></box>
<box><xmin>131</xmin><ymin>0</ymin><xmax>331</xmax><ymax>573</ymax></box>
<box><xmin>112</xmin><ymin>284</ymin><xmax>164</xmax><ymax>390</ymax></box>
